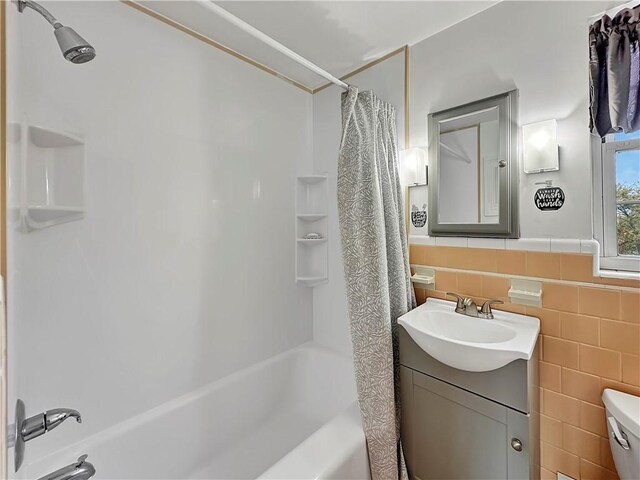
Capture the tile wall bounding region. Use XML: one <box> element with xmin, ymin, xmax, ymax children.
<box><xmin>410</xmin><ymin>245</ymin><xmax>640</xmax><ymax>480</ymax></box>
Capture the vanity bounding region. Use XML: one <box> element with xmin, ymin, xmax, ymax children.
<box><xmin>398</xmin><ymin>298</ymin><xmax>540</xmax><ymax>480</ymax></box>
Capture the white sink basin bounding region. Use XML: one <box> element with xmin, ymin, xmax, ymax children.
<box><xmin>399</xmin><ymin>298</ymin><xmax>539</xmax><ymax>372</ymax></box>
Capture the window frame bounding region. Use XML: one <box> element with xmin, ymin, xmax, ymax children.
<box><xmin>593</xmin><ymin>134</ymin><xmax>640</xmax><ymax>273</ymax></box>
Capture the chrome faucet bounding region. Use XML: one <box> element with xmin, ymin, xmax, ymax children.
<box><xmin>21</xmin><ymin>408</ymin><xmax>82</xmax><ymax>442</ymax></box>
<box><xmin>446</xmin><ymin>292</ymin><xmax>503</xmax><ymax>319</ymax></box>
<box><xmin>10</xmin><ymin>400</ymin><xmax>85</xmax><ymax>473</ymax></box>
<box><xmin>37</xmin><ymin>455</ymin><xmax>95</xmax><ymax>480</ymax></box>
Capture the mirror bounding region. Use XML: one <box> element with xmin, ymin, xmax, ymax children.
<box><xmin>428</xmin><ymin>90</ymin><xmax>519</xmax><ymax>237</ymax></box>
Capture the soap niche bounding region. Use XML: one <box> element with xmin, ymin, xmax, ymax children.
<box><xmin>8</xmin><ymin>121</ymin><xmax>85</xmax><ymax>232</ymax></box>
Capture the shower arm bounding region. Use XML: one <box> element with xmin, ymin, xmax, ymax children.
<box><xmin>15</xmin><ymin>0</ymin><xmax>62</xmax><ymax>29</ymax></box>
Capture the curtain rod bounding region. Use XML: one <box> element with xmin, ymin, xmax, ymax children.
<box><xmin>588</xmin><ymin>0</ymin><xmax>639</xmax><ymax>25</ymax></box>
<box><xmin>199</xmin><ymin>1</ymin><xmax>349</xmax><ymax>91</ymax></box>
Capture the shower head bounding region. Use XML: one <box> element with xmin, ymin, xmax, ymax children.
<box><xmin>15</xmin><ymin>0</ymin><xmax>96</xmax><ymax>64</ymax></box>
<box><xmin>54</xmin><ymin>26</ymin><xmax>95</xmax><ymax>64</ymax></box>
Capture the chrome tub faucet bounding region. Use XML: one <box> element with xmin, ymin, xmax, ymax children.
<box><xmin>10</xmin><ymin>400</ymin><xmax>85</xmax><ymax>472</ymax></box>
<box><xmin>22</xmin><ymin>408</ymin><xmax>82</xmax><ymax>441</ymax></box>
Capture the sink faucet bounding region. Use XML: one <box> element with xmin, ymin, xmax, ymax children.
<box><xmin>446</xmin><ymin>292</ymin><xmax>503</xmax><ymax>319</ymax></box>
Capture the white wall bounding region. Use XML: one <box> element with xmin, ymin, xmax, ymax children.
<box><xmin>311</xmin><ymin>1</ymin><xmax>622</xmax><ymax>355</ymax></box>
<box><xmin>6</xmin><ymin>1</ymin><xmax>313</xmax><ymax>464</ymax></box>
<box><xmin>312</xmin><ymin>53</ymin><xmax>405</xmax><ymax>355</ymax></box>
<box><xmin>410</xmin><ymin>0</ymin><xmax>619</xmax><ymax>240</ymax></box>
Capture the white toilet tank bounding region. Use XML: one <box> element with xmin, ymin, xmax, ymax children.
<box><xmin>602</xmin><ymin>389</ymin><xmax>640</xmax><ymax>480</ymax></box>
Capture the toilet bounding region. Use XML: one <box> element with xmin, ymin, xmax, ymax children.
<box><xmin>602</xmin><ymin>389</ymin><xmax>640</xmax><ymax>480</ymax></box>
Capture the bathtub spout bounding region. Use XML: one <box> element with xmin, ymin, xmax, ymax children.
<box><xmin>37</xmin><ymin>454</ymin><xmax>95</xmax><ymax>480</ymax></box>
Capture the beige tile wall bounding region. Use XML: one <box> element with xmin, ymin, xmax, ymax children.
<box><xmin>410</xmin><ymin>245</ymin><xmax>640</xmax><ymax>480</ymax></box>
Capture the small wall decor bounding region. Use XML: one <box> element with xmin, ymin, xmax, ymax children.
<box><xmin>408</xmin><ymin>184</ymin><xmax>428</xmax><ymax>235</ymax></box>
<box><xmin>534</xmin><ymin>185</ymin><xmax>565</xmax><ymax>211</ymax></box>
<box><xmin>411</xmin><ymin>204</ymin><xmax>427</xmax><ymax>227</ymax></box>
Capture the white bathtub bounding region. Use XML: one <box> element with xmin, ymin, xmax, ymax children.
<box><xmin>17</xmin><ymin>343</ymin><xmax>370</xmax><ymax>480</ymax></box>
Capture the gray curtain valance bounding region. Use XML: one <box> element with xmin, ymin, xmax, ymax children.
<box><xmin>589</xmin><ymin>4</ymin><xmax>640</xmax><ymax>137</ymax></box>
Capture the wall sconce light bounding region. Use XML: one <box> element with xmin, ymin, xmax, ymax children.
<box><xmin>522</xmin><ymin>119</ymin><xmax>559</xmax><ymax>173</ymax></box>
<box><xmin>400</xmin><ymin>147</ymin><xmax>427</xmax><ymax>186</ymax></box>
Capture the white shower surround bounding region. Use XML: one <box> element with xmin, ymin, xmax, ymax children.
<box><xmin>16</xmin><ymin>344</ymin><xmax>368</xmax><ymax>480</ymax></box>
<box><xmin>6</xmin><ymin>0</ymin><xmax>317</xmax><ymax>469</ymax></box>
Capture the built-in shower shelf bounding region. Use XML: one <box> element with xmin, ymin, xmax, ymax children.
<box><xmin>26</xmin><ymin>206</ymin><xmax>84</xmax><ymax>223</ymax></box>
<box><xmin>28</xmin><ymin>125</ymin><xmax>83</xmax><ymax>148</ymax></box>
<box><xmin>295</xmin><ymin>174</ymin><xmax>328</xmax><ymax>287</ymax></box>
<box><xmin>297</xmin><ymin>238</ymin><xmax>327</xmax><ymax>245</ymax></box>
<box><xmin>296</xmin><ymin>214</ymin><xmax>327</xmax><ymax>222</ymax></box>
<box><xmin>8</xmin><ymin>120</ymin><xmax>86</xmax><ymax>233</ymax></box>
<box><xmin>297</xmin><ymin>175</ymin><xmax>327</xmax><ymax>185</ymax></box>
<box><xmin>9</xmin><ymin>206</ymin><xmax>85</xmax><ymax>232</ymax></box>
<box><xmin>296</xmin><ymin>276</ymin><xmax>328</xmax><ymax>287</ymax></box>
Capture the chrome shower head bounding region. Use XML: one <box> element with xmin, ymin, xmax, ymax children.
<box><xmin>15</xmin><ymin>0</ymin><xmax>96</xmax><ymax>64</ymax></box>
<box><xmin>54</xmin><ymin>26</ymin><xmax>96</xmax><ymax>64</ymax></box>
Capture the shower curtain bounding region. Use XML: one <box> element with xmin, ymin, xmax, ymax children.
<box><xmin>337</xmin><ymin>86</ymin><xmax>415</xmax><ymax>480</ymax></box>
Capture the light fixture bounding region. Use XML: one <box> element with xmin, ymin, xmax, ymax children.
<box><xmin>522</xmin><ymin>119</ymin><xmax>559</xmax><ymax>173</ymax></box>
<box><xmin>399</xmin><ymin>147</ymin><xmax>427</xmax><ymax>186</ymax></box>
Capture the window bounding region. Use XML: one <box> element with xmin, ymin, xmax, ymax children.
<box><xmin>595</xmin><ymin>129</ymin><xmax>640</xmax><ymax>273</ymax></box>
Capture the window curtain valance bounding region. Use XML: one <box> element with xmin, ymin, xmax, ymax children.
<box><xmin>589</xmin><ymin>3</ymin><xmax>640</xmax><ymax>137</ymax></box>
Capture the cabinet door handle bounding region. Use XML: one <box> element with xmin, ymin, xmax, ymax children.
<box><xmin>510</xmin><ymin>438</ymin><xmax>523</xmax><ymax>452</ymax></box>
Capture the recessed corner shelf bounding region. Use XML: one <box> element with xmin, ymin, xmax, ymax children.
<box><xmin>296</xmin><ymin>173</ymin><xmax>328</xmax><ymax>287</ymax></box>
<box><xmin>9</xmin><ymin>206</ymin><xmax>85</xmax><ymax>232</ymax></box>
<box><xmin>27</xmin><ymin>205</ymin><xmax>84</xmax><ymax>223</ymax></box>
<box><xmin>297</xmin><ymin>238</ymin><xmax>328</xmax><ymax>245</ymax></box>
<box><xmin>297</xmin><ymin>174</ymin><xmax>328</xmax><ymax>185</ymax></box>
<box><xmin>296</xmin><ymin>276</ymin><xmax>328</xmax><ymax>287</ymax></box>
<box><xmin>296</xmin><ymin>214</ymin><xmax>327</xmax><ymax>222</ymax></box>
<box><xmin>29</xmin><ymin>125</ymin><xmax>83</xmax><ymax>148</ymax></box>
<box><xmin>8</xmin><ymin>120</ymin><xmax>86</xmax><ymax>232</ymax></box>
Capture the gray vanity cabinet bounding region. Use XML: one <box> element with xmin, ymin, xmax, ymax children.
<box><xmin>399</xmin><ymin>327</ymin><xmax>540</xmax><ymax>480</ymax></box>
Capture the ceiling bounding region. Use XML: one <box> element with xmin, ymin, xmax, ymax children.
<box><xmin>139</xmin><ymin>1</ymin><xmax>499</xmax><ymax>90</ymax></box>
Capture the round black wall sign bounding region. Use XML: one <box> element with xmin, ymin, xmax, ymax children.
<box><xmin>534</xmin><ymin>187</ymin><xmax>565</xmax><ymax>211</ymax></box>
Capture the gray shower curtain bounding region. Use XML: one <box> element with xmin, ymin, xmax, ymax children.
<box><xmin>337</xmin><ymin>86</ymin><xmax>415</xmax><ymax>480</ymax></box>
<box><xmin>589</xmin><ymin>4</ymin><xmax>640</xmax><ymax>136</ymax></box>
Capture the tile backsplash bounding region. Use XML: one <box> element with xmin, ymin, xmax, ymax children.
<box><xmin>410</xmin><ymin>244</ymin><xmax>640</xmax><ymax>480</ymax></box>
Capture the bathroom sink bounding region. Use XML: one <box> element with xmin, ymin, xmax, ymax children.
<box><xmin>398</xmin><ymin>298</ymin><xmax>539</xmax><ymax>372</ymax></box>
